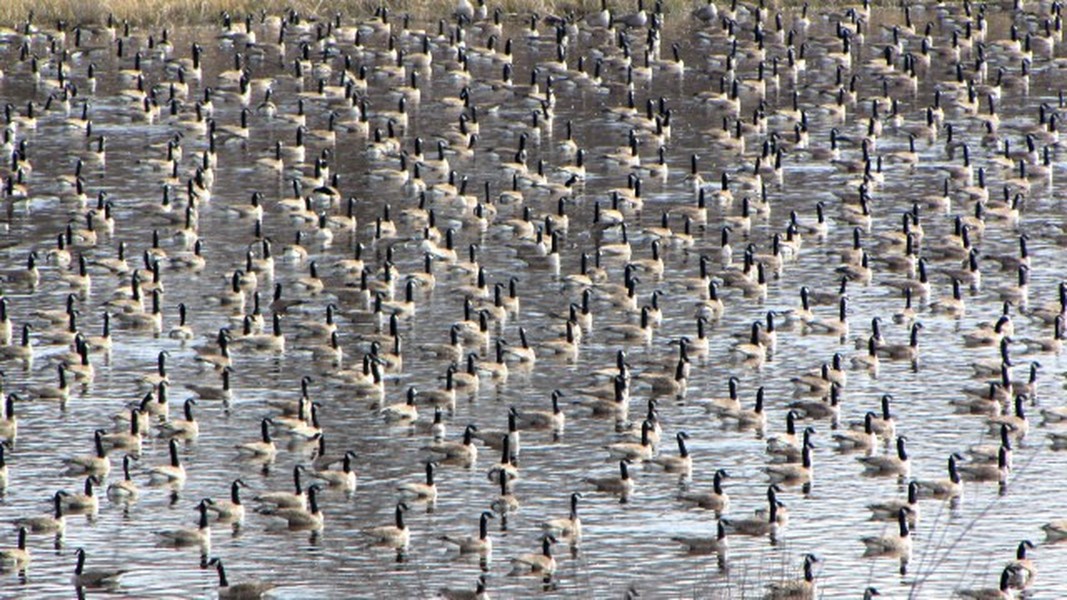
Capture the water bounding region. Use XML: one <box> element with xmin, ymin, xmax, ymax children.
<box><xmin>1</xmin><ymin>3</ymin><xmax>1067</xmax><ymax>598</ymax></box>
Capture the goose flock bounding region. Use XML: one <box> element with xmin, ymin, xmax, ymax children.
<box><xmin>1</xmin><ymin>0</ymin><xmax>1067</xmax><ymax>597</ymax></box>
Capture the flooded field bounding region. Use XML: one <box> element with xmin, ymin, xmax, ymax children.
<box><xmin>1</xmin><ymin>1</ymin><xmax>1067</xmax><ymax>598</ymax></box>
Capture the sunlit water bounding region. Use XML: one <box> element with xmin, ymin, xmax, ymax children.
<box><xmin>1</xmin><ymin>3</ymin><xmax>1067</xmax><ymax>599</ymax></box>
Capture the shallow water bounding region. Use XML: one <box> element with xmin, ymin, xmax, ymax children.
<box><xmin>1</xmin><ymin>3</ymin><xmax>1067</xmax><ymax>599</ymax></box>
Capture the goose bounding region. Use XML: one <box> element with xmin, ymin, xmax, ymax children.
<box><xmin>1006</xmin><ymin>540</ymin><xmax>1036</xmax><ymax>590</ymax></box>
<box><xmin>155</xmin><ymin>498</ymin><xmax>212</xmax><ymax>549</ymax></box>
<box><xmin>876</xmin><ymin>322</ymin><xmax>923</xmax><ymax>363</ymax></box>
<box><xmin>765</xmin><ymin>554</ymin><xmax>819</xmax><ymax>600</ymax></box>
<box><xmin>509</xmin><ymin>535</ymin><xmax>557</xmax><ymax>576</ymax></box>
<box><xmin>766</xmin><ymin>411</ymin><xmax>805</xmax><ymax>460</ymax></box>
<box><xmin>256</xmin><ymin>465</ymin><xmax>307</xmax><ymax>510</ymax></box>
<box><xmin>106</xmin><ymin>455</ymin><xmax>140</xmax><ymax>503</ymax></box>
<box><xmin>958</xmin><ymin>445</ymin><xmax>1011</xmax><ymax>483</ymax></box>
<box><xmin>787</xmin><ymin>382</ymin><xmax>842</xmax><ymax>421</ymax></box>
<box><xmin>14</xmin><ymin>490</ymin><xmax>67</xmax><ymax>535</ymax></box>
<box><xmin>672</xmin><ymin>520</ymin><xmax>728</xmax><ymax>555</ymax></box>
<box><xmin>868</xmin><ymin>480</ymin><xmax>921</xmax><ymax>526</ymax></box>
<box><xmin>722</xmin><ymin>489</ymin><xmax>783</xmax><ymax>538</ymax></box>
<box><xmin>0</xmin><ymin>526</ymin><xmax>29</xmax><ymax>569</ymax></box>
<box><xmin>398</xmin><ymin>461</ymin><xmax>438</xmax><ymax>502</ymax></box>
<box><xmin>157</xmin><ymin>398</ymin><xmax>199</xmax><ymax>440</ymax></box>
<box><xmin>427</xmin><ymin>424</ymin><xmax>478</xmax><ymax>467</ymax></box>
<box><xmin>149</xmin><ymin>438</ymin><xmax>187</xmax><ymax>486</ymax></box>
<box><xmin>0</xmin><ymin>393</ymin><xmax>18</xmax><ymax>441</ymax></box>
<box><xmin>763</xmin><ymin>439</ymin><xmax>814</xmax><ymax>485</ymax></box>
<box><xmin>381</xmin><ymin>387</ymin><xmax>420</xmax><ymax>423</ymax></box>
<box><xmin>71</xmin><ymin>548</ymin><xmax>128</xmax><ymax>589</ymax></box>
<box><xmin>440</xmin><ymin>510</ymin><xmax>494</xmax><ymax>556</ymax></box>
<box><xmin>62</xmin><ymin>429</ymin><xmax>111</xmax><ymax>477</ymax></box>
<box><xmin>650</xmin><ymin>431</ymin><xmax>693</xmax><ymax>474</ymax></box>
<box><xmin>436</xmin><ymin>574</ymin><xmax>490</xmax><ymax>600</ymax></box>
<box><xmin>604</xmin><ymin>420</ymin><xmax>655</xmax><ymax>462</ymax></box>
<box><xmin>515</xmin><ymin>389</ymin><xmax>566</xmax><ymax>432</ymax></box>
<box><xmin>363</xmin><ymin>502</ymin><xmax>410</xmax><ymax>549</ymax></box>
<box><xmin>194</xmin><ymin>329</ymin><xmax>232</xmax><ymax>370</ymax></box>
<box><xmin>236</xmin><ymin>418</ymin><xmax>276</xmax><ymax>461</ymax></box>
<box><xmin>834</xmin><ymin>412</ymin><xmax>878</xmax><ymax>452</ymax></box>
<box><xmin>679</xmin><ymin>469</ymin><xmax>730</xmax><ymax>515</ymax></box>
<box><xmin>986</xmin><ymin>395</ymin><xmax>1029</xmax><ymax>440</ymax></box>
<box><xmin>27</xmin><ymin>364</ymin><xmax>71</xmax><ymax>403</ymax></box>
<box><xmin>471</xmin><ymin>406</ymin><xmax>519</xmax><ymax>455</ymax></box>
<box><xmin>207</xmin><ymin>479</ymin><xmax>248</xmax><ymax>524</ymax></box>
<box><xmin>857</xmin><ymin>436</ymin><xmax>911</xmax><ymax>477</ymax></box>
<box><xmin>917</xmin><ymin>453</ymin><xmax>964</xmax><ymax>499</ymax></box>
<box><xmin>861</xmin><ymin>507</ymin><xmax>912</xmax><ymax>558</ymax></box>
<box><xmin>309</xmin><ymin>451</ymin><xmax>358</xmax><ymax>492</ymax></box>
<box><xmin>209</xmin><ymin>558</ymin><xmax>276</xmax><ymax>600</ymax></box>
<box><xmin>264</xmin><ymin>484</ymin><xmax>324</xmax><ymax>532</ymax></box>
<box><xmin>187</xmin><ymin>366</ymin><xmax>233</xmax><ymax>402</ymax></box>
<box><xmin>968</xmin><ymin>424</ymin><xmax>1014</xmax><ymax>465</ymax></box>
<box><xmin>955</xmin><ymin>566</ymin><xmax>1017</xmax><ymax>599</ymax></box>
<box><xmin>585</xmin><ymin>460</ymin><xmax>635</xmax><ymax>497</ymax></box>
<box><xmin>702</xmin><ymin>376</ymin><xmax>743</xmax><ymax>414</ymax></box>
<box><xmin>719</xmin><ymin>386</ymin><xmax>767</xmax><ymax>430</ymax></box>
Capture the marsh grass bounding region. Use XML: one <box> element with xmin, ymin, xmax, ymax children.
<box><xmin>0</xmin><ymin>0</ymin><xmax>897</xmax><ymax>28</ymax></box>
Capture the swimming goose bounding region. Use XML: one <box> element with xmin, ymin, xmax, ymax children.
<box><xmin>1005</xmin><ymin>540</ymin><xmax>1036</xmax><ymax>590</ymax></box>
<box><xmin>62</xmin><ymin>429</ymin><xmax>111</xmax><ymax>477</ymax></box>
<box><xmin>194</xmin><ymin>329</ymin><xmax>232</xmax><ymax>370</ymax></box>
<box><xmin>968</xmin><ymin>423</ymin><xmax>1014</xmax><ymax>466</ymax></box>
<box><xmin>986</xmin><ymin>395</ymin><xmax>1029</xmax><ymax>440</ymax></box>
<box><xmin>515</xmin><ymin>389</ymin><xmax>566</xmax><ymax>432</ymax></box>
<box><xmin>155</xmin><ymin>498</ymin><xmax>211</xmax><ymax>549</ymax></box>
<box><xmin>868</xmin><ymin>480</ymin><xmax>921</xmax><ymax>526</ymax></box>
<box><xmin>236</xmin><ymin>418</ymin><xmax>276</xmax><ymax>461</ymax></box>
<box><xmin>427</xmin><ymin>424</ymin><xmax>478</xmax><ymax>467</ymax></box>
<box><xmin>256</xmin><ymin>465</ymin><xmax>307</xmax><ymax>510</ymax></box>
<box><xmin>722</xmin><ymin>488</ymin><xmax>783</xmax><ymax>539</ymax></box>
<box><xmin>363</xmin><ymin>502</ymin><xmax>410</xmax><ymax>549</ymax></box>
<box><xmin>187</xmin><ymin>366</ymin><xmax>233</xmax><ymax>402</ymax></box>
<box><xmin>763</xmin><ymin>439</ymin><xmax>814</xmax><ymax>485</ymax></box>
<box><xmin>917</xmin><ymin>453</ymin><xmax>964</xmax><ymax>499</ymax></box>
<box><xmin>309</xmin><ymin>451</ymin><xmax>357</xmax><ymax>492</ymax></box>
<box><xmin>0</xmin><ymin>393</ymin><xmax>17</xmax><ymax>442</ymax></box>
<box><xmin>876</xmin><ymin>322</ymin><xmax>923</xmax><ymax>363</ymax></box>
<box><xmin>27</xmin><ymin>364</ymin><xmax>71</xmax><ymax>403</ymax></box>
<box><xmin>509</xmin><ymin>535</ymin><xmax>557</xmax><ymax>576</ymax></box>
<box><xmin>398</xmin><ymin>461</ymin><xmax>438</xmax><ymax>502</ymax></box>
<box><xmin>206</xmin><ymin>479</ymin><xmax>248</xmax><ymax>524</ymax></box>
<box><xmin>955</xmin><ymin>566</ymin><xmax>1017</xmax><ymax>599</ymax></box>
<box><xmin>719</xmin><ymin>386</ymin><xmax>767</xmax><ymax>431</ymax></box>
<box><xmin>861</xmin><ymin>507</ymin><xmax>912</xmax><ymax>559</ymax></box>
<box><xmin>958</xmin><ymin>445</ymin><xmax>1011</xmax><ymax>483</ymax></box>
<box><xmin>71</xmin><ymin>547</ymin><xmax>128</xmax><ymax>589</ymax></box>
<box><xmin>0</xmin><ymin>526</ymin><xmax>29</xmax><ymax>569</ymax></box>
<box><xmin>651</xmin><ymin>431</ymin><xmax>693</xmax><ymax>474</ymax></box>
<box><xmin>765</xmin><ymin>554</ymin><xmax>819</xmax><ymax>600</ymax></box>
<box><xmin>106</xmin><ymin>454</ymin><xmax>139</xmax><ymax>503</ymax></box>
<box><xmin>156</xmin><ymin>398</ymin><xmax>198</xmax><ymax>440</ymax></box>
<box><xmin>149</xmin><ymin>438</ymin><xmax>187</xmax><ymax>486</ymax></box>
<box><xmin>441</xmin><ymin>510</ymin><xmax>495</xmax><ymax>556</ymax></box>
<box><xmin>381</xmin><ymin>387</ymin><xmax>420</xmax><ymax>423</ymax></box>
<box><xmin>605</xmin><ymin>420</ymin><xmax>655</xmax><ymax>462</ymax></box>
<box><xmin>264</xmin><ymin>484</ymin><xmax>324</xmax><ymax>532</ymax></box>
<box><xmin>436</xmin><ymin>574</ymin><xmax>490</xmax><ymax>600</ymax></box>
<box><xmin>209</xmin><ymin>558</ymin><xmax>276</xmax><ymax>600</ymax></box>
<box><xmin>678</xmin><ymin>469</ymin><xmax>730</xmax><ymax>515</ymax></box>
<box><xmin>858</xmin><ymin>436</ymin><xmax>911</xmax><ymax>477</ymax></box>
<box><xmin>585</xmin><ymin>460</ymin><xmax>635</xmax><ymax>497</ymax></box>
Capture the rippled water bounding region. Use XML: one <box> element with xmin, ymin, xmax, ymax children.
<box><xmin>2</xmin><ymin>3</ymin><xmax>1067</xmax><ymax>599</ymax></box>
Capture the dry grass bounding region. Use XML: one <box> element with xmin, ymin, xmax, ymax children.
<box><xmin>0</xmin><ymin>0</ymin><xmax>885</xmax><ymax>28</ymax></box>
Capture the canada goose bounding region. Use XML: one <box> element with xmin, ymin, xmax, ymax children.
<box><xmin>605</xmin><ymin>420</ymin><xmax>655</xmax><ymax>462</ymax></box>
<box><xmin>765</xmin><ymin>554</ymin><xmax>819</xmax><ymax>600</ymax></box>
<box><xmin>787</xmin><ymin>381</ymin><xmax>841</xmax><ymax>421</ymax></box>
<box><xmin>209</xmin><ymin>558</ymin><xmax>276</xmax><ymax>600</ymax></box>
<box><xmin>585</xmin><ymin>460</ymin><xmax>634</xmax><ymax>497</ymax></box>
<box><xmin>187</xmin><ymin>366</ymin><xmax>233</xmax><ymax>402</ymax></box>
<box><xmin>651</xmin><ymin>431</ymin><xmax>693</xmax><ymax>474</ymax></box>
<box><xmin>509</xmin><ymin>535</ymin><xmax>557</xmax><ymax>576</ymax></box>
<box><xmin>719</xmin><ymin>386</ymin><xmax>767</xmax><ymax>430</ymax></box>
<box><xmin>363</xmin><ymin>502</ymin><xmax>410</xmax><ymax>549</ymax></box>
<box><xmin>71</xmin><ymin>547</ymin><xmax>128</xmax><ymax>589</ymax></box>
<box><xmin>441</xmin><ymin>510</ymin><xmax>494</xmax><ymax>556</ymax></box>
<box><xmin>958</xmin><ymin>445</ymin><xmax>1011</xmax><ymax>483</ymax></box>
<box><xmin>0</xmin><ymin>393</ymin><xmax>18</xmax><ymax>442</ymax></box>
<box><xmin>858</xmin><ymin>436</ymin><xmax>911</xmax><ymax>477</ymax></box>
<box><xmin>955</xmin><ymin>566</ymin><xmax>1017</xmax><ymax>599</ymax></box>
<box><xmin>155</xmin><ymin>498</ymin><xmax>212</xmax><ymax>549</ymax></box>
<box><xmin>722</xmin><ymin>487</ymin><xmax>783</xmax><ymax>538</ymax></box>
<box><xmin>0</xmin><ymin>526</ymin><xmax>29</xmax><ymax>569</ymax></box>
<box><xmin>194</xmin><ymin>329</ymin><xmax>232</xmax><ymax>370</ymax></box>
<box><xmin>14</xmin><ymin>490</ymin><xmax>67</xmax><ymax>535</ymax></box>
<box><xmin>868</xmin><ymin>480</ymin><xmax>921</xmax><ymax>526</ymax></box>
<box><xmin>679</xmin><ymin>469</ymin><xmax>730</xmax><ymax>515</ymax></box>
<box><xmin>106</xmin><ymin>454</ymin><xmax>139</xmax><ymax>503</ymax></box>
<box><xmin>264</xmin><ymin>484</ymin><xmax>325</xmax><ymax>532</ymax></box>
<box><xmin>207</xmin><ymin>479</ymin><xmax>248</xmax><ymax>524</ymax></box>
<box><xmin>515</xmin><ymin>389</ymin><xmax>566</xmax><ymax>432</ymax></box>
<box><xmin>917</xmin><ymin>453</ymin><xmax>964</xmax><ymax>499</ymax></box>
<box><xmin>968</xmin><ymin>424</ymin><xmax>1014</xmax><ymax>467</ymax></box>
<box><xmin>986</xmin><ymin>395</ymin><xmax>1029</xmax><ymax>440</ymax></box>
<box><xmin>764</xmin><ymin>435</ymin><xmax>815</xmax><ymax>486</ymax></box>
<box><xmin>398</xmin><ymin>461</ymin><xmax>438</xmax><ymax>502</ymax></box>
<box><xmin>834</xmin><ymin>412</ymin><xmax>878</xmax><ymax>452</ymax></box>
<box><xmin>149</xmin><ymin>438</ymin><xmax>186</xmax><ymax>487</ymax></box>
<box><xmin>309</xmin><ymin>451</ymin><xmax>357</xmax><ymax>492</ymax></box>
<box><xmin>27</xmin><ymin>364</ymin><xmax>71</xmax><ymax>403</ymax></box>
<box><xmin>436</xmin><ymin>574</ymin><xmax>490</xmax><ymax>600</ymax></box>
<box><xmin>157</xmin><ymin>398</ymin><xmax>198</xmax><ymax>440</ymax></box>
<box><xmin>862</xmin><ymin>507</ymin><xmax>912</xmax><ymax>559</ymax></box>
<box><xmin>256</xmin><ymin>465</ymin><xmax>307</xmax><ymax>510</ymax></box>
<box><xmin>236</xmin><ymin>418</ymin><xmax>276</xmax><ymax>461</ymax></box>
<box><xmin>672</xmin><ymin>520</ymin><xmax>728</xmax><ymax>555</ymax></box>
<box><xmin>62</xmin><ymin>429</ymin><xmax>111</xmax><ymax>477</ymax></box>
<box><xmin>1005</xmin><ymin>540</ymin><xmax>1036</xmax><ymax>589</ymax></box>
<box><xmin>427</xmin><ymin>424</ymin><xmax>478</xmax><ymax>467</ymax></box>
<box><xmin>877</xmin><ymin>322</ymin><xmax>923</xmax><ymax>363</ymax></box>
<box><xmin>382</xmin><ymin>387</ymin><xmax>419</xmax><ymax>423</ymax></box>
